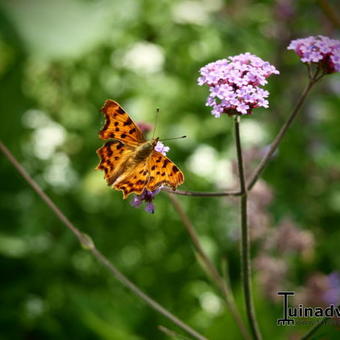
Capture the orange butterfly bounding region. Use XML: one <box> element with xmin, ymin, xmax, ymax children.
<box><xmin>96</xmin><ymin>100</ymin><xmax>184</xmax><ymax>198</ymax></box>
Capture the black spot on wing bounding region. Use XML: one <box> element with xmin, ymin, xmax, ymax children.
<box><xmin>162</xmin><ymin>159</ymin><xmax>169</xmax><ymax>168</ymax></box>
<box><xmin>123</xmin><ymin>118</ymin><xmax>133</xmax><ymax>126</ymax></box>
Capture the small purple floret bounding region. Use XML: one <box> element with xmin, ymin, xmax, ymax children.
<box><xmin>130</xmin><ymin>188</ymin><xmax>161</xmax><ymax>214</ymax></box>
<box><xmin>154</xmin><ymin>141</ymin><xmax>170</xmax><ymax>155</ymax></box>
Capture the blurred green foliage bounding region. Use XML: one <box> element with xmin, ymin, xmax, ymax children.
<box><xmin>0</xmin><ymin>0</ymin><xmax>339</xmax><ymax>339</ymax></box>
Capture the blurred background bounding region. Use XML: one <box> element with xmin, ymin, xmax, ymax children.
<box><xmin>0</xmin><ymin>0</ymin><xmax>339</xmax><ymax>339</ymax></box>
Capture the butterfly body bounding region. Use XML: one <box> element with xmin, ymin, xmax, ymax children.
<box><xmin>97</xmin><ymin>100</ymin><xmax>184</xmax><ymax>198</ymax></box>
<box><xmin>134</xmin><ymin>138</ymin><xmax>158</xmax><ymax>162</ymax></box>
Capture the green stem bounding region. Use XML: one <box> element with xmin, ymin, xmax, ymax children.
<box><xmin>234</xmin><ymin>117</ymin><xmax>263</xmax><ymax>340</ymax></box>
<box><xmin>246</xmin><ymin>77</ymin><xmax>318</xmax><ymax>191</ymax></box>
<box><xmin>167</xmin><ymin>193</ymin><xmax>251</xmax><ymax>340</ymax></box>
<box><xmin>301</xmin><ymin>303</ymin><xmax>340</xmax><ymax>340</ymax></box>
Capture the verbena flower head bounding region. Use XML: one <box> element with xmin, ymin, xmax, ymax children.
<box><xmin>198</xmin><ymin>53</ymin><xmax>279</xmax><ymax>117</ymax></box>
<box><xmin>130</xmin><ymin>141</ymin><xmax>169</xmax><ymax>213</ymax></box>
<box><xmin>287</xmin><ymin>35</ymin><xmax>340</xmax><ymax>74</ymax></box>
<box><xmin>137</xmin><ymin>122</ymin><xmax>153</xmax><ymax>134</ymax></box>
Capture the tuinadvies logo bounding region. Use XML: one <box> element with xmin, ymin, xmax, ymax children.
<box><xmin>277</xmin><ymin>291</ymin><xmax>340</xmax><ymax>326</ymax></box>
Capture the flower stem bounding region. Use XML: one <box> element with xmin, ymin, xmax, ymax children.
<box><xmin>168</xmin><ymin>193</ymin><xmax>251</xmax><ymax>340</ymax></box>
<box><xmin>246</xmin><ymin>77</ymin><xmax>318</xmax><ymax>191</ymax></box>
<box><xmin>234</xmin><ymin>117</ymin><xmax>263</xmax><ymax>340</ymax></box>
<box><xmin>163</xmin><ymin>187</ymin><xmax>241</xmax><ymax>197</ymax></box>
<box><xmin>0</xmin><ymin>141</ymin><xmax>207</xmax><ymax>340</ymax></box>
<box><xmin>300</xmin><ymin>302</ymin><xmax>340</xmax><ymax>340</ymax></box>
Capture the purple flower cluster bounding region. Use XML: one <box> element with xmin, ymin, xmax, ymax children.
<box><xmin>130</xmin><ymin>188</ymin><xmax>161</xmax><ymax>214</ymax></box>
<box><xmin>287</xmin><ymin>35</ymin><xmax>340</xmax><ymax>74</ymax></box>
<box><xmin>130</xmin><ymin>141</ymin><xmax>170</xmax><ymax>213</ymax></box>
<box><xmin>323</xmin><ymin>272</ymin><xmax>340</xmax><ymax>305</ymax></box>
<box><xmin>198</xmin><ymin>53</ymin><xmax>279</xmax><ymax>117</ymax></box>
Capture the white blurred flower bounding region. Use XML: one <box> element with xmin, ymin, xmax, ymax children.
<box><xmin>23</xmin><ymin>109</ymin><xmax>67</xmax><ymax>160</ymax></box>
<box><xmin>172</xmin><ymin>1</ymin><xmax>209</xmax><ymax>25</ymax></box>
<box><xmin>199</xmin><ymin>291</ymin><xmax>222</xmax><ymax>315</ymax></box>
<box><xmin>25</xmin><ymin>295</ymin><xmax>45</xmax><ymax>318</ymax></box>
<box><xmin>240</xmin><ymin>120</ymin><xmax>267</xmax><ymax>146</ymax></box>
<box><xmin>43</xmin><ymin>152</ymin><xmax>77</xmax><ymax>189</ymax></box>
<box><xmin>122</xmin><ymin>41</ymin><xmax>164</xmax><ymax>73</ymax></box>
<box><xmin>187</xmin><ymin>144</ymin><xmax>235</xmax><ymax>187</ymax></box>
<box><xmin>187</xmin><ymin>144</ymin><xmax>218</xmax><ymax>177</ymax></box>
<box><xmin>22</xmin><ymin>109</ymin><xmax>51</xmax><ymax>128</ymax></box>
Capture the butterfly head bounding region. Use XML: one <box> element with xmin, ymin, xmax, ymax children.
<box><xmin>151</xmin><ymin>137</ymin><xmax>160</xmax><ymax>147</ymax></box>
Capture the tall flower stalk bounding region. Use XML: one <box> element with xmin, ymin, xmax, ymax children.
<box><xmin>198</xmin><ymin>53</ymin><xmax>279</xmax><ymax>339</ymax></box>
<box><xmin>234</xmin><ymin>116</ymin><xmax>262</xmax><ymax>340</ymax></box>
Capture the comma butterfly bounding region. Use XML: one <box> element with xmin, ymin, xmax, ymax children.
<box><xmin>96</xmin><ymin>100</ymin><xmax>184</xmax><ymax>198</ymax></box>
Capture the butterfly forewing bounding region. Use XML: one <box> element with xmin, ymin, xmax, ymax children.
<box><xmin>96</xmin><ymin>140</ymin><xmax>134</xmax><ymax>186</ymax></box>
<box><xmin>146</xmin><ymin>151</ymin><xmax>184</xmax><ymax>192</ymax></box>
<box><xmin>99</xmin><ymin>100</ymin><xmax>145</xmax><ymax>146</ymax></box>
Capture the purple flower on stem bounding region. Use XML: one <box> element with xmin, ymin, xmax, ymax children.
<box><xmin>130</xmin><ymin>188</ymin><xmax>161</xmax><ymax>214</ymax></box>
<box><xmin>198</xmin><ymin>53</ymin><xmax>279</xmax><ymax>117</ymax></box>
<box><xmin>287</xmin><ymin>35</ymin><xmax>340</xmax><ymax>74</ymax></box>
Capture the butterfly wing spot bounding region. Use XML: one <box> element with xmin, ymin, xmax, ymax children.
<box><xmin>123</xmin><ymin>118</ymin><xmax>133</xmax><ymax>126</ymax></box>
<box><xmin>99</xmin><ymin>100</ymin><xmax>145</xmax><ymax>145</ymax></box>
<box><xmin>162</xmin><ymin>159</ymin><xmax>169</xmax><ymax>168</ymax></box>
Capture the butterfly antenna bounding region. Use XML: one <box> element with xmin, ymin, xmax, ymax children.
<box><xmin>152</xmin><ymin>108</ymin><xmax>160</xmax><ymax>139</ymax></box>
<box><xmin>159</xmin><ymin>136</ymin><xmax>187</xmax><ymax>142</ymax></box>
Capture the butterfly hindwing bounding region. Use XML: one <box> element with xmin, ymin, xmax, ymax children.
<box><xmin>99</xmin><ymin>100</ymin><xmax>145</xmax><ymax>146</ymax></box>
<box><xmin>96</xmin><ymin>140</ymin><xmax>135</xmax><ymax>186</ymax></box>
<box><xmin>114</xmin><ymin>161</ymin><xmax>150</xmax><ymax>198</ymax></box>
<box><xmin>147</xmin><ymin>151</ymin><xmax>184</xmax><ymax>192</ymax></box>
